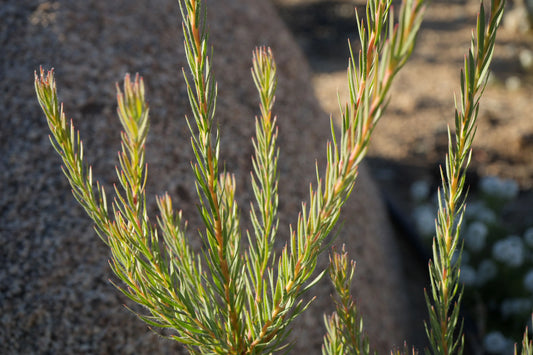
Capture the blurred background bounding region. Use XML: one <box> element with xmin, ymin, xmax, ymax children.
<box><xmin>271</xmin><ymin>0</ymin><xmax>533</xmax><ymax>353</ymax></box>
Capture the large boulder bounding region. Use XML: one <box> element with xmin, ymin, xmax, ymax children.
<box><xmin>1</xmin><ymin>0</ymin><xmax>416</xmax><ymax>353</ymax></box>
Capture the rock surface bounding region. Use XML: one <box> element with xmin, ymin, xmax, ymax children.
<box><xmin>1</xmin><ymin>0</ymin><xmax>414</xmax><ymax>353</ymax></box>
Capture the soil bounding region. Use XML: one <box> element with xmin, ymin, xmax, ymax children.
<box><xmin>272</xmin><ymin>0</ymin><xmax>533</xmax><ymax>351</ymax></box>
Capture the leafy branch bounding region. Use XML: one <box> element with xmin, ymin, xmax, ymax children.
<box><xmin>34</xmin><ymin>0</ymin><xmax>512</xmax><ymax>353</ymax></box>
<box><xmin>321</xmin><ymin>0</ymin><xmax>426</xmax><ymax>352</ymax></box>
<box><xmin>424</xmin><ymin>1</ymin><xmax>505</xmax><ymax>354</ymax></box>
<box><xmin>248</xmin><ymin>0</ymin><xmax>425</xmax><ymax>351</ymax></box>
<box><xmin>515</xmin><ymin>320</ymin><xmax>533</xmax><ymax>355</ymax></box>
<box><xmin>322</xmin><ymin>246</ymin><xmax>372</xmax><ymax>355</ymax></box>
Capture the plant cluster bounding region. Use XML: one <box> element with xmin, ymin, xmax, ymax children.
<box><xmin>413</xmin><ymin>174</ymin><xmax>533</xmax><ymax>354</ymax></box>
<box><xmin>34</xmin><ymin>0</ymin><xmax>532</xmax><ymax>354</ymax></box>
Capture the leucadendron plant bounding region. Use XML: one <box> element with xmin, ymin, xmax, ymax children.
<box><xmin>35</xmin><ymin>0</ymin><xmax>529</xmax><ymax>353</ymax></box>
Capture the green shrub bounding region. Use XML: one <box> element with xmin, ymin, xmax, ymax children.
<box><xmin>35</xmin><ymin>0</ymin><xmax>527</xmax><ymax>353</ymax></box>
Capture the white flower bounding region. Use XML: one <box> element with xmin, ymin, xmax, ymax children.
<box><xmin>464</xmin><ymin>221</ymin><xmax>488</xmax><ymax>252</ymax></box>
<box><xmin>524</xmin><ymin>270</ymin><xmax>533</xmax><ymax>293</ymax></box>
<box><xmin>410</xmin><ymin>180</ymin><xmax>431</xmax><ymax>202</ymax></box>
<box><xmin>480</xmin><ymin>175</ymin><xmax>519</xmax><ymax>200</ymax></box>
<box><xmin>477</xmin><ymin>259</ymin><xmax>498</xmax><ymax>285</ymax></box>
<box><xmin>492</xmin><ymin>236</ymin><xmax>525</xmax><ymax>267</ymax></box>
<box><xmin>465</xmin><ymin>201</ymin><xmax>497</xmax><ymax>224</ymax></box>
<box><xmin>460</xmin><ymin>264</ymin><xmax>477</xmax><ymax>286</ymax></box>
<box><xmin>501</xmin><ymin>179</ymin><xmax>520</xmax><ymax>199</ymax></box>
<box><xmin>480</xmin><ymin>176</ymin><xmax>499</xmax><ymax>195</ymax></box>
<box><xmin>524</xmin><ymin>228</ymin><xmax>533</xmax><ymax>248</ymax></box>
<box><xmin>413</xmin><ymin>204</ymin><xmax>435</xmax><ymax>237</ymax></box>
<box><xmin>501</xmin><ymin>298</ymin><xmax>532</xmax><ymax>318</ymax></box>
<box><xmin>484</xmin><ymin>331</ymin><xmax>508</xmax><ymax>354</ymax></box>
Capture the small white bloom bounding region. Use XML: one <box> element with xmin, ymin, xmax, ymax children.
<box><xmin>524</xmin><ymin>270</ymin><xmax>533</xmax><ymax>293</ymax></box>
<box><xmin>524</xmin><ymin>228</ymin><xmax>533</xmax><ymax>248</ymax></box>
<box><xmin>465</xmin><ymin>201</ymin><xmax>497</xmax><ymax>224</ymax></box>
<box><xmin>477</xmin><ymin>259</ymin><xmax>498</xmax><ymax>285</ymax></box>
<box><xmin>501</xmin><ymin>298</ymin><xmax>532</xmax><ymax>318</ymax></box>
<box><xmin>464</xmin><ymin>221</ymin><xmax>488</xmax><ymax>252</ymax></box>
<box><xmin>460</xmin><ymin>264</ymin><xmax>477</xmax><ymax>286</ymax></box>
<box><xmin>413</xmin><ymin>204</ymin><xmax>435</xmax><ymax>237</ymax></box>
<box><xmin>501</xmin><ymin>179</ymin><xmax>520</xmax><ymax>199</ymax></box>
<box><xmin>410</xmin><ymin>180</ymin><xmax>431</xmax><ymax>202</ymax></box>
<box><xmin>480</xmin><ymin>175</ymin><xmax>519</xmax><ymax>200</ymax></box>
<box><xmin>492</xmin><ymin>236</ymin><xmax>525</xmax><ymax>267</ymax></box>
<box><xmin>484</xmin><ymin>331</ymin><xmax>508</xmax><ymax>354</ymax></box>
<box><xmin>480</xmin><ymin>176</ymin><xmax>501</xmax><ymax>195</ymax></box>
